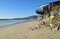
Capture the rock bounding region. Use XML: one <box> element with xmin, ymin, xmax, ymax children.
<box><xmin>29</xmin><ymin>27</ymin><xmax>34</xmax><ymax>30</ymax></box>
<box><xmin>29</xmin><ymin>26</ymin><xmax>39</xmax><ymax>31</ymax></box>
<box><xmin>57</xmin><ymin>26</ymin><xmax>60</xmax><ymax>31</ymax></box>
<box><xmin>58</xmin><ymin>12</ymin><xmax>60</xmax><ymax>15</ymax></box>
<box><xmin>52</xmin><ymin>27</ymin><xmax>58</xmax><ymax>31</ymax></box>
<box><xmin>49</xmin><ymin>15</ymin><xmax>54</xmax><ymax>20</ymax></box>
<box><xmin>49</xmin><ymin>24</ymin><xmax>54</xmax><ymax>28</ymax></box>
<box><xmin>59</xmin><ymin>29</ymin><xmax>60</xmax><ymax>31</ymax></box>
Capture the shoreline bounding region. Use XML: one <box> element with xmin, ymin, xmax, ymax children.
<box><xmin>0</xmin><ymin>19</ymin><xmax>37</xmax><ymax>28</ymax></box>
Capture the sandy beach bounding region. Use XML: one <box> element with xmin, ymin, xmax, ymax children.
<box><xmin>0</xmin><ymin>20</ymin><xmax>60</xmax><ymax>39</ymax></box>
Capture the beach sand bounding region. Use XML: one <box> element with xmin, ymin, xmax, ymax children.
<box><xmin>0</xmin><ymin>20</ymin><xmax>60</xmax><ymax>39</ymax></box>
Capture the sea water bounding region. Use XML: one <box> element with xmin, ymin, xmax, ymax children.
<box><xmin>0</xmin><ymin>20</ymin><xmax>26</xmax><ymax>27</ymax></box>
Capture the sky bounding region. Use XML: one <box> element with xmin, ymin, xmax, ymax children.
<box><xmin>0</xmin><ymin>0</ymin><xmax>57</xmax><ymax>18</ymax></box>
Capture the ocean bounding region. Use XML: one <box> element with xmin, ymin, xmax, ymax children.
<box><xmin>0</xmin><ymin>20</ymin><xmax>26</xmax><ymax>27</ymax></box>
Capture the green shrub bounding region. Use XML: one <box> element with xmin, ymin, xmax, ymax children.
<box><xmin>52</xmin><ymin>13</ymin><xmax>60</xmax><ymax>23</ymax></box>
<box><xmin>44</xmin><ymin>10</ymin><xmax>49</xmax><ymax>14</ymax></box>
<box><xmin>52</xmin><ymin>5</ymin><xmax>60</xmax><ymax>11</ymax></box>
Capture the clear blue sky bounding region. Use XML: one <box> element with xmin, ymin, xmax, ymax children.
<box><xmin>0</xmin><ymin>0</ymin><xmax>57</xmax><ymax>18</ymax></box>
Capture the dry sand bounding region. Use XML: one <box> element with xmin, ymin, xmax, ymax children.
<box><xmin>0</xmin><ymin>20</ymin><xmax>60</xmax><ymax>39</ymax></box>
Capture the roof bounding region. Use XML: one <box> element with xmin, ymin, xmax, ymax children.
<box><xmin>38</xmin><ymin>1</ymin><xmax>60</xmax><ymax>9</ymax></box>
<box><xmin>38</xmin><ymin>3</ymin><xmax>49</xmax><ymax>9</ymax></box>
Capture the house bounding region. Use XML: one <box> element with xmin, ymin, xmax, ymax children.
<box><xmin>36</xmin><ymin>1</ymin><xmax>60</xmax><ymax>19</ymax></box>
